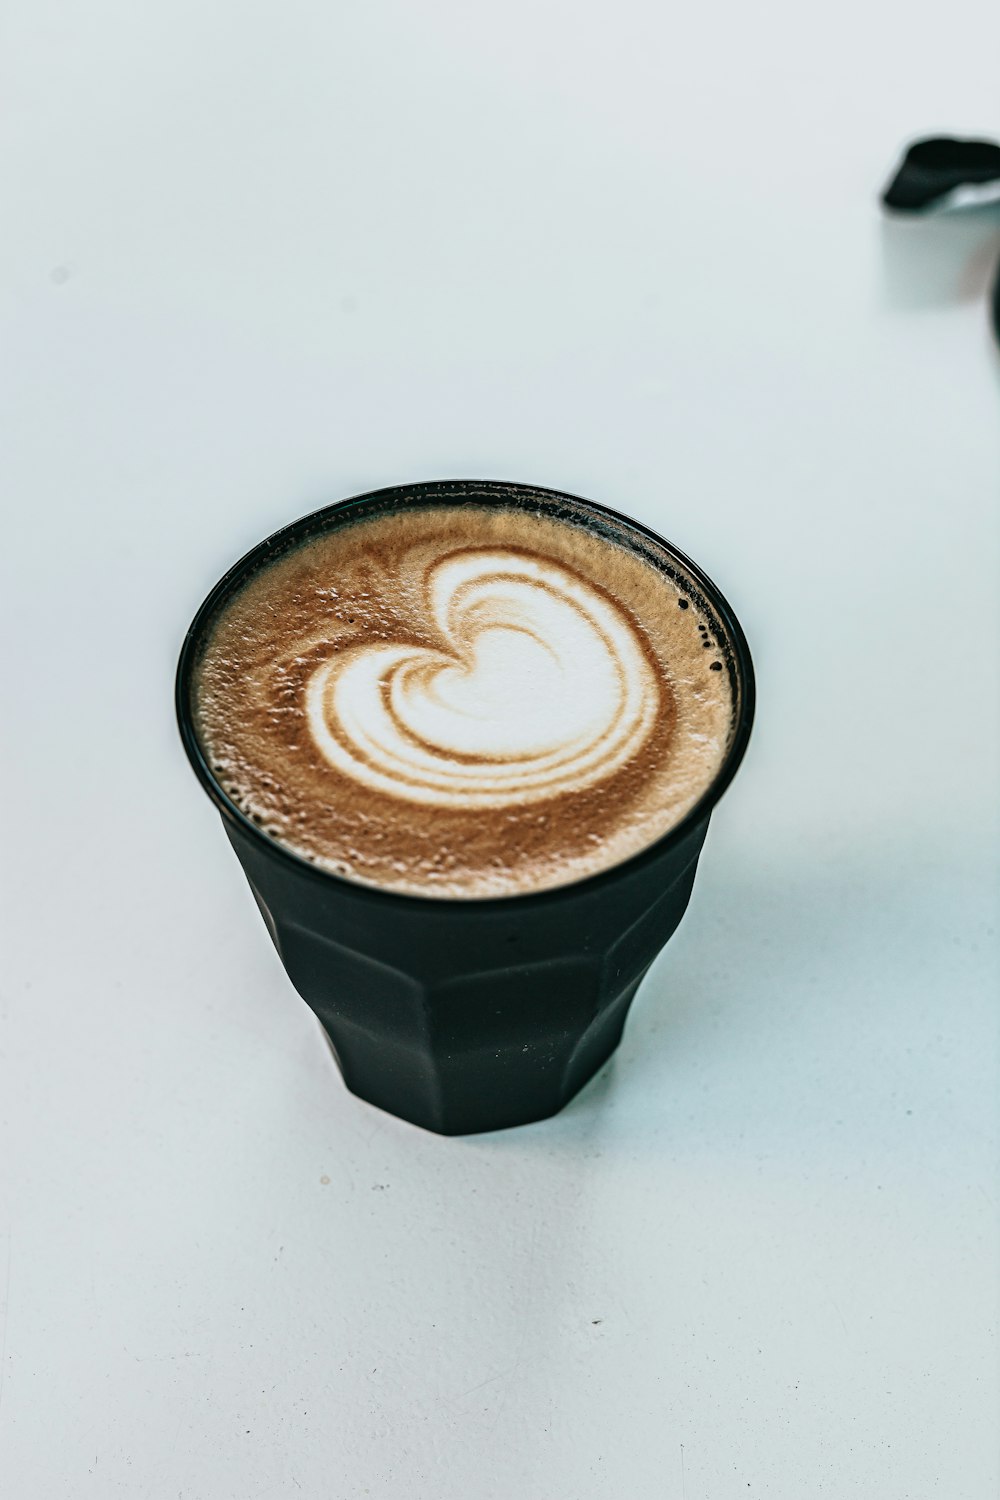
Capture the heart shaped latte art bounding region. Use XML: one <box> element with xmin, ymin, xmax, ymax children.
<box><xmin>304</xmin><ymin>549</ymin><xmax>662</xmax><ymax>808</ymax></box>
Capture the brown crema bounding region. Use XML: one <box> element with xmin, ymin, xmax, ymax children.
<box><xmin>193</xmin><ymin>501</ymin><xmax>734</xmax><ymax>897</ymax></box>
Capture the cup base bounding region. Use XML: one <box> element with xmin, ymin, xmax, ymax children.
<box><xmin>316</xmin><ymin>969</ymin><xmax>644</xmax><ymax>1135</ymax></box>
<box><xmin>224</xmin><ymin>809</ymin><xmax>706</xmax><ymax>1136</ymax></box>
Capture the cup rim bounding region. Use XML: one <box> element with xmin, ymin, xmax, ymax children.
<box><xmin>175</xmin><ymin>478</ymin><xmax>756</xmax><ymax>910</ymax></box>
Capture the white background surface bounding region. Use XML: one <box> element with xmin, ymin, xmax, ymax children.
<box><xmin>2</xmin><ymin>2</ymin><xmax>999</xmax><ymax>1496</ymax></box>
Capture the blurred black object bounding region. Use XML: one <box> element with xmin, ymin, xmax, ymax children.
<box><xmin>881</xmin><ymin>135</ymin><xmax>1000</xmax><ymax>347</ymax></box>
<box><xmin>882</xmin><ymin>137</ymin><xmax>1000</xmax><ymax>213</ymax></box>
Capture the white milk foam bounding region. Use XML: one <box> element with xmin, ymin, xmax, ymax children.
<box><xmin>304</xmin><ymin>549</ymin><xmax>661</xmax><ymax>808</ymax></box>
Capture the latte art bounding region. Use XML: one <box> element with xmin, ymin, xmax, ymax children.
<box><xmin>193</xmin><ymin>499</ymin><xmax>735</xmax><ymax>897</ymax></box>
<box><xmin>305</xmin><ymin>550</ymin><xmax>662</xmax><ymax>808</ymax></box>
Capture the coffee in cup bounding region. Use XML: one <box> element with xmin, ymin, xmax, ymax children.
<box><xmin>177</xmin><ymin>481</ymin><xmax>753</xmax><ymax>1133</ymax></box>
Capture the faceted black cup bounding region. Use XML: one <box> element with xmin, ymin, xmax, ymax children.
<box><xmin>176</xmin><ymin>480</ymin><xmax>755</xmax><ymax>1135</ymax></box>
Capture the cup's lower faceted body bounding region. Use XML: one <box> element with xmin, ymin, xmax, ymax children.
<box><xmin>223</xmin><ymin>814</ymin><xmax>710</xmax><ymax>1135</ymax></box>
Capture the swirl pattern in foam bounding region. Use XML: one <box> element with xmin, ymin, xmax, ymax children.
<box><xmin>304</xmin><ymin>549</ymin><xmax>661</xmax><ymax>809</ymax></box>
<box><xmin>193</xmin><ymin>500</ymin><xmax>735</xmax><ymax>897</ymax></box>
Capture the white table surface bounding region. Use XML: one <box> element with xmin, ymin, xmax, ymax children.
<box><xmin>2</xmin><ymin>3</ymin><xmax>998</xmax><ymax>1496</ymax></box>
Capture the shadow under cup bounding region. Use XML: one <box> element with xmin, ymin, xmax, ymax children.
<box><xmin>176</xmin><ymin>481</ymin><xmax>755</xmax><ymax>1135</ymax></box>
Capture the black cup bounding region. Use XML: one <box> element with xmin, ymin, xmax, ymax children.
<box><xmin>176</xmin><ymin>481</ymin><xmax>755</xmax><ymax>1135</ymax></box>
